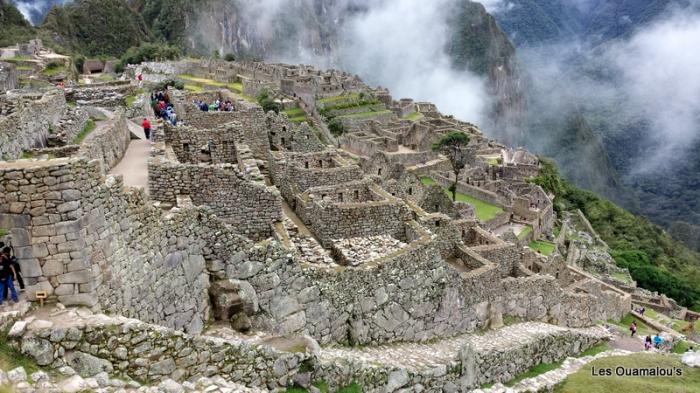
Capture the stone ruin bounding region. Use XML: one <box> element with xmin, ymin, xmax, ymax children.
<box><xmin>0</xmin><ymin>58</ymin><xmax>639</xmax><ymax>393</ymax></box>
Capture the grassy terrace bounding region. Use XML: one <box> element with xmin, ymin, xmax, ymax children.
<box><xmin>518</xmin><ymin>225</ymin><xmax>534</xmax><ymax>240</ymax></box>
<box><xmin>554</xmin><ymin>353</ymin><xmax>700</xmax><ymax>393</ymax></box>
<box><xmin>177</xmin><ymin>74</ymin><xmax>243</xmax><ymax>93</ymax></box>
<box><xmin>529</xmin><ymin>240</ymin><xmax>556</xmax><ymax>255</ymax></box>
<box><xmin>336</xmin><ymin>109</ymin><xmax>393</xmax><ymax>120</ymax></box>
<box><xmin>403</xmin><ymin>111</ymin><xmax>424</xmax><ymax>121</ymax></box>
<box><xmin>283</xmin><ymin>106</ymin><xmax>310</xmax><ymax>123</ymax></box>
<box><xmin>317</xmin><ymin>93</ymin><xmax>360</xmax><ymax>105</ymax></box>
<box><xmin>421</xmin><ymin>177</ymin><xmax>504</xmax><ymax>221</ymax></box>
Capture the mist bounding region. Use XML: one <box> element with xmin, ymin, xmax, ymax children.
<box><xmin>11</xmin><ymin>0</ymin><xmax>70</xmax><ymax>25</ymax></box>
<box><xmin>336</xmin><ymin>0</ymin><xmax>490</xmax><ymax>126</ymax></box>
<box><xmin>193</xmin><ymin>0</ymin><xmax>491</xmax><ymax>128</ymax></box>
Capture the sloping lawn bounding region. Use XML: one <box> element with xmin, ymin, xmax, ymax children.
<box><xmin>336</xmin><ymin>109</ymin><xmax>393</xmax><ymax>120</ymax></box>
<box><xmin>404</xmin><ymin>111</ymin><xmax>424</xmax><ymax>121</ymax></box>
<box><xmin>530</xmin><ymin>240</ymin><xmax>556</xmax><ymax>255</ymax></box>
<box><xmin>421</xmin><ymin>177</ymin><xmax>504</xmax><ymax>221</ymax></box>
<box><xmin>555</xmin><ymin>353</ymin><xmax>700</xmax><ymax>393</ymax></box>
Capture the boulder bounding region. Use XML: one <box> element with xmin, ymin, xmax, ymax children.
<box><xmin>20</xmin><ymin>338</ymin><xmax>54</xmax><ymax>366</ymax></box>
<box><xmin>65</xmin><ymin>351</ymin><xmax>114</xmax><ymax>377</ymax></box>
<box><xmin>682</xmin><ymin>351</ymin><xmax>700</xmax><ymax>368</ymax></box>
<box><xmin>209</xmin><ymin>279</ymin><xmax>258</xmax><ymax>321</ymax></box>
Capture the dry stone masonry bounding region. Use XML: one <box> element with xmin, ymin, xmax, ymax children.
<box><xmin>0</xmin><ymin>57</ymin><xmax>640</xmax><ymax>392</ymax></box>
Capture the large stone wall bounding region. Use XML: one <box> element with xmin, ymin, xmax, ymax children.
<box><xmin>0</xmin><ymin>61</ymin><xmax>17</xmax><ymax>92</ymax></box>
<box><xmin>149</xmin><ymin>153</ymin><xmax>282</xmax><ymax>240</ymax></box>
<box><xmin>0</xmin><ymin>89</ymin><xmax>66</xmax><ymax>159</ymax></box>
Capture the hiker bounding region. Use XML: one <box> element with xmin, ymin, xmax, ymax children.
<box><xmin>0</xmin><ymin>247</ymin><xmax>19</xmax><ymax>306</ymax></box>
<box><xmin>640</xmin><ymin>307</ymin><xmax>645</xmax><ymax>316</ymax></box>
<box><xmin>137</xmin><ymin>72</ymin><xmax>143</xmax><ymax>88</ymax></box>
<box><xmin>653</xmin><ymin>333</ymin><xmax>663</xmax><ymax>349</ymax></box>
<box><xmin>169</xmin><ymin>111</ymin><xmax>177</xmax><ymax>126</ymax></box>
<box><xmin>630</xmin><ymin>321</ymin><xmax>637</xmax><ymax>337</ymax></box>
<box><xmin>645</xmin><ymin>335</ymin><xmax>652</xmax><ymax>350</ymax></box>
<box><xmin>0</xmin><ymin>242</ymin><xmax>23</xmax><ymax>296</ymax></box>
<box><xmin>142</xmin><ymin>118</ymin><xmax>151</xmax><ymax>140</ymax></box>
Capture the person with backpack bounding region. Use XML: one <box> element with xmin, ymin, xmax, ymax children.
<box><xmin>0</xmin><ymin>246</ymin><xmax>19</xmax><ymax>306</ymax></box>
<box><xmin>630</xmin><ymin>321</ymin><xmax>637</xmax><ymax>337</ymax></box>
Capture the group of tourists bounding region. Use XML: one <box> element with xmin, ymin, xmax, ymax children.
<box><xmin>151</xmin><ymin>91</ymin><xmax>177</xmax><ymax>127</ymax></box>
<box><xmin>0</xmin><ymin>241</ymin><xmax>24</xmax><ymax>307</ymax></box>
<box><xmin>193</xmin><ymin>98</ymin><xmax>234</xmax><ymax>112</ymax></box>
<box><xmin>644</xmin><ymin>334</ymin><xmax>666</xmax><ymax>351</ymax></box>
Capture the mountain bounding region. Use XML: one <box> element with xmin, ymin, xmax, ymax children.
<box><xmin>42</xmin><ymin>0</ymin><xmax>151</xmax><ymax>57</ymax></box>
<box><xmin>0</xmin><ymin>0</ymin><xmax>35</xmax><ymax>46</ymax></box>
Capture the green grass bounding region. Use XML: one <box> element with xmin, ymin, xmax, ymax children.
<box><xmin>518</xmin><ymin>225</ymin><xmax>534</xmax><ymax>240</ymax></box>
<box><xmin>0</xmin><ymin>327</ymin><xmax>40</xmax><ymax>374</ymax></box>
<box><xmin>529</xmin><ymin>240</ymin><xmax>556</xmax><ymax>255</ymax></box>
<box><xmin>184</xmin><ymin>84</ymin><xmax>203</xmax><ymax>92</ymax></box>
<box><xmin>126</xmin><ymin>95</ymin><xmax>136</xmax><ymax>108</ymax></box>
<box><xmin>178</xmin><ymin>74</ymin><xmax>242</xmax><ymax>92</ymax></box>
<box><xmin>15</xmin><ymin>65</ymin><xmax>34</xmax><ymax>71</ymax></box>
<box><xmin>72</xmin><ymin>119</ymin><xmax>96</xmax><ymax>144</ymax></box>
<box><xmin>283</xmin><ymin>107</ymin><xmax>306</xmax><ymax>117</ymax></box>
<box><xmin>420</xmin><ymin>176</ymin><xmax>504</xmax><ymax>221</ymax></box>
<box><xmin>95</xmin><ymin>73</ymin><xmax>115</xmax><ymax>81</ymax></box>
<box><xmin>20</xmin><ymin>151</ymin><xmax>34</xmax><ymax>159</ymax></box>
<box><xmin>404</xmin><ymin>111</ymin><xmax>424</xmax><ymax>121</ymax></box>
<box><xmin>608</xmin><ymin>313</ymin><xmax>653</xmax><ymax>337</ymax></box>
<box><xmin>506</xmin><ymin>361</ymin><xmax>563</xmax><ymax>386</ymax></box>
<box><xmin>0</xmin><ymin>228</ymin><xmax>8</xmax><ymax>237</ymax></box>
<box><xmin>611</xmin><ymin>272</ymin><xmax>633</xmax><ymax>284</ymax></box>
<box><xmin>312</xmin><ymin>380</ymin><xmax>329</xmax><ymax>393</ymax></box>
<box><xmin>578</xmin><ymin>343</ymin><xmax>611</xmax><ymax>357</ymax></box>
<box><xmin>41</xmin><ymin>65</ymin><xmax>66</xmax><ymax>77</ymax></box>
<box><xmin>289</xmin><ymin>116</ymin><xmax>309</xmax><ymax>123</ymax></box>
<box><xmin>672</xmin><ymin>341</ymin><xmax>692</xmax><ymax>354</ymax></box>
<box><xmin>337</xmin><ymin>383</ymin><xmax>362</xmax><ymax>393</ymax></box>
<box><xmin>283</xmin><ymin>388</ymin><xmax>308</xmax><ymax>393</ymax></box>
<box><xmin>335</xmin><ymin>109</ymin><xmax>393</xmax><ymax>120</ymax></box>
<box><xmin>3</xmin><ymin>56</ymin><xmax>31</xmax><ymax>63</ymax></box>
<box><xmin>554</xmin><ymin>353</ymin><xmax>700</xmax><ymax>393</ymax></box>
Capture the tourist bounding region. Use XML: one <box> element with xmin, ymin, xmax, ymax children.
<box><xmin>653</xmin><ymin>333</ymin><xmax>663</xmax><ymax>349</ymax></box>
<box><xmin>0</xmin><ymin>242</ymin><xmax>23</xmax><ymax>296</ymax></box>
<box><xmin>142</xmin><ymin>118</ymin><xmax>151</xmax><ymax>140</ymax></box>
<box><xmin>645</xmin><ymin>335</ymin><xmax>652</xmax><ymax>350</ymax></box>
<box><xmin>137</xmin><ymin>72</ymin><xmax>143</xmax><ymax>88</ymax></box>
<box><xmin>169</xmin><ymin>111</ymin><xmax>177</xmax><ymax>126</ymax></box>
<box><xmin>630</xmin><ymin>321</ymin><xmax>637</xmax><ymax>337</ymax></box>
<box><xmin>640</xmin><ymin>307</ymin><xmax>646</xmax><ymax>316</ymax></box>
<box><xmin>0</xmin><ymin>247</ymin><xmax>19</xmax><ymax>306</ymax></box>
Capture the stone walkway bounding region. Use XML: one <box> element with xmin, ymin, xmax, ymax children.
<box><xmin>320</xmin><ymin>323</ymin><xmax>610</xmax><ymax>373</ymax></box>
<box><xmin>108</xmin><ymin>119</ymin><xmax>151</xmax><ymax>193</ymax></box>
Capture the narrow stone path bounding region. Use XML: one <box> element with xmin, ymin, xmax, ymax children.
<box><xmin>320</xmin><ymin>323</ymin><xmax>610</xmax><ymax>373</ymax></box>
<box><xmin>108</xmin><ymin>120</ymin><xmax>150</xmax><ymax>193</ymax></box>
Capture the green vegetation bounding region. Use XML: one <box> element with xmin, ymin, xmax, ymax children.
<box><xmin>578</xmin><ymin>342</ymin><xmax>611</xmax><ymax>357</ymax></box>
<box><xmin>529</xmin><ymin>240</ymin><xmax>556</xmax><ymax>255</ymax></box>
<box><xmin>126</xmin><ymin>95</ymin><xmax>137</xmax><ymax>108</ymax></box>
<box><xmin>118</xmin><ymin>42</ymin><xmax>181</xmax><ymax>71</ymax></box>
<box><xmin>328</xmin><ymin>118</ymin><xmax>346</xmax><ymax>136</ymax></box>
<box><xmin>0</xmin><ymin>228</ymin><xmax>8</xmax><ymax>237</ymax></box>
<box><xmin>554</xmin><ymin>353</ymin><xmax>700</xmax><ymax>393</ymax></box>
<box><xmin>177</xmin><ymin>74</ymin><xmax>242</xmax><ymax>93</ymax></box>
<box><xmin>318</xmin><ymin>93</ymin><xmax>361</xmax><ymax>105</ymax></box>
<box><xmin>404</xmin><ymin>111</ymin><xmax>424</xmax><ymax>121</ymax></box>
<box><xmin>184</xmin><ymin>84</ymin><xmax>203</xmax><ymax>92</ymax></box>
<box><xmin>421</xmin><ymin>177</ymin><xmax>504</xmax><ymax>221</ymax></box>
<box><xmin>531</xmin><ymin>158</ymin><xmax>700</xmax><ymax>311</ymax></box>
<box><xmin>283</xmin><ymin>381</ymin><xmax>358</xmax><ymax>393</ymax></box>
<box><xmin>0</xmin><ymin>327</ymin><xmax>40</xmax><ymax>374</ymax></box>
<box><xmin>607</xmin><ymin>313</ymin><xmax>653</xmax><ymax>337</ymax></box>
<box><xmin>671</xmin><ymin>340</ymin><xmax>691</xmax><ymax>354</ymax></box>
<box><xmin>312</xmin><ymin>380</ymin><xmax>329</xmax><ymax>393</ymax></box>
<box><xmin>72</xmin><ymin>119</ymin><xmax>96</xmax><ymax>144</ymax></box>
<box><xmin>282</xmin><ymin>107</ymin><xmax>310</xmax><ymax>123</ymax></box>
<box><xmin>506</xmin><ymin>361</ymin><xmax>562</xmax><ymax>387</ymax></box>
<box><xmin>20</xmin><ymin>151</ymin><xmax>34</xmax><ymax>159</ymax></box>
<box><xmin>518</xmin><ymin>225</ymin><xmax>533</xmax><ymax>240</ymax></box>
<box><xmin>610</xmin><ymin>271</ymin><xmax>633</xmax><ymax>284</ymax></box>
<box><xmin>335</xmin><ymin>110</ymin><xmax>392</xmax><ymax>120</ymax></box>
<box><xmin>432</xmin><ymin>132</ymin><xmax>471</xmax><ymax>201</ymax></box>
<box><xmin>257</xmin><ymin>90</ymin><xmax>281</xmax><ymax>114</ymax></box>
<box><xmin>337</xmin><ymin>382</ymin><xmax>362</xmax><ymax>393</ymax></box>
<box><xmin>154</xmin><ymin>79</ymin><xmax>184</xmax><ymax>91</ymax></box>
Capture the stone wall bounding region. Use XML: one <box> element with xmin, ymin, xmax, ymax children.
<box><xmin>0</xmin><ymin>61</ymin><xmax>17</xmax><ymax>92</ymax></box>
<box><xmin>149</xmin><ymin>152</ymin><xmax>282</xmax><ymax>240</ymax></box>
<box><xmin>11</xmin><ymin>313</ymin><xmax>308</xmax><ymax>390</ymax></box>
<box><xmin>64</xmin><ymin>82</ymin><xmax>133</xmax><ymax>107</ymax></box>
<box><xmin>295</xmin><ymin>181</ymin><xmax>413</xmax><ymax>246</ymax></box>
<box><xmin>0</xmin><ymin>89</ymin><xmax>66</xmax><ymax>159</ymax></box>
<box><xmin>77</xmin><ymin>110</ymin><xmax>131</xmax><ymax>173</ymax></box>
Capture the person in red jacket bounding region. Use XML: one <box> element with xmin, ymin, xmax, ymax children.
<box><xmin>142</xmin><ymin>118</ymin><xmax>151</xmax><ymax>140</ymax></box>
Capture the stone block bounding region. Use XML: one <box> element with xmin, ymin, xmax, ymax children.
<box><xmin>57</xmin><ymin>201</ymin><xmax>80</xmax><ymax>214</ymax></box>
<box><xmin>42</xmin><ymin>259</ymin><xmax>64</xmax><ymax>276</ymax></box>
<box><xmin>58</xmin><ymin>293</ymin><xmax>98</xmax><ymax>307</ymax></box>
<box><xmin>19</xmin><ymin>258</ymin><xmax>42</xmax><ymax>278</ymax></box>
<box><xmin>57</xmin><ymin>270</ymin><xmax>92</xmax><ymax>284</ymax></box>
<box><xmin>56</xmin><ymin>220</ymin><xmax>82</xmax><ymax>235</ymax></box>
<box><xmin>55</xmin><ymin>284</ymin><xmax>75</xmax><ymax>296</ymax></box>
<box><xmin>9</xmin><ymin>228</ymin><xmax>30</xmax><ymax>246</ymax></box>
<box><xmin>0</xmin><ymin>213</ymin><xmax>30</xmax><ymax>229</ymax></box>
<box><xmin>32</xmin><ymin>243</ymin><xmax>49</xmax><ymax>258</ymax></box>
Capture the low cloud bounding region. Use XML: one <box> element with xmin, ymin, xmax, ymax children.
<box><xmin>11</xmin><ymin>0</ymin><xmax>70</xmax><ymax>25</ymax></box>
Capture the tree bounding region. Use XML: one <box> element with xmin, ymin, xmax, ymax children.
<box><xmin>432</xmin><ymin>131</ymin><xmax>470</xmax><ymax>201</ymax></box>
<box><xmin>328</xmin><ymin>118</ymin><xmax>345</xmax><ymax>136</ymax></box>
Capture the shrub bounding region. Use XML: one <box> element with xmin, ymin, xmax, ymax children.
<box><xmin>257</xmin><ymin>90</ymin><xmax>281</xmax><ymax>114</ymax></box>
<box><xmin>328</xmin><ymin>118</ymin><xmax>345</xmax><ymax>136</ymax></box>
<box><xmin>118</xmin><ymin>43</ymin><xmax>181</xmax><ymax>70</ymax></box>
<box><xmin>223</xmin><ymin>53</ymin><xmax>236</xmax><ymax>62</ymax></box>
